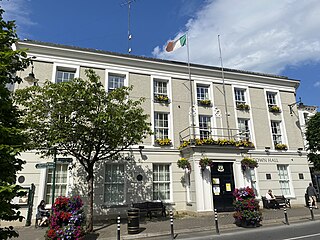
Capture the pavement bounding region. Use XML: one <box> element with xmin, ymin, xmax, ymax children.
<box><xmin>10</xmin><ymin>206</ymin><xmax>320</xmax><ymax>240</ymax></box>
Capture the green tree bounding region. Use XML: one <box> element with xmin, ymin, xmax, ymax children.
<box><xmin>0</xmin><ymin>7</ymin><xmax>30</xmax><ymax>239</ymax></box>
<box><xmin>306</xmin><ymin>112</ymin><xmax>320</xmax><ymax>170</ymax></box>
<box><xmin>15</xmin><ymin>69</ymin><xmax>152</xmax><ymax>232</ymax></box>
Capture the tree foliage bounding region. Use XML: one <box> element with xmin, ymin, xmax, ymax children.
<box><xmin>15</xmin><ymin>69</ymin><xmax>152</xmax><ymax>231</ymax></box>
<box><xmin>0</xmin><ymin>7</ymin><xmax>30</xmax><ymax>239</ymax></box>
<box><xmin>306</xmin><ymin>112</ymin><xmax>320</xmax><ymax>170</ymax></box>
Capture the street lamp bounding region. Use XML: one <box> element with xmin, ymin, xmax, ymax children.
<box><xmin>24</xmin><ymin>62</ymin><xmax>39</xmax><ymax>86</ymax></box>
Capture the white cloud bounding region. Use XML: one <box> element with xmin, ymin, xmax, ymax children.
<box><xmin>314</xmin><ymin>81</ymin><xmax>320</xmax><ymax>87</ymax></box>
<box><xmin>153</xmin><ymin>0</ymin><xmax>320</xmax><ymax>74</ymax></box>
<box><xmin>1</xmin><ymin>0</ymin><xmax>36</xmax><ymax>38</ymax></box>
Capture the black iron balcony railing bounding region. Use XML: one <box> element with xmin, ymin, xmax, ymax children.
<box><xmin>178</xmin><ymin>126</ymin><xmax>254</xmax><ymax>149</ymax></box>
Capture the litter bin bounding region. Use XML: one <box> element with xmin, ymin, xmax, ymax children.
<box><xmin>127</xmin><ymin>208</ymin><xmax>140</xmax><ymax>234</ymax></box>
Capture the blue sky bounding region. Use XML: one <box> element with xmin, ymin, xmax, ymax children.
<box><xmin>1</xmin><ymin>0</ymin><xmax>320</xmax><ymax>108</ymax></box>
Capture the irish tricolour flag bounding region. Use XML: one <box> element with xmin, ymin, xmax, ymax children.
<box><xmin>166</xmin><ymin>34</ymin><xmax>187</xmax><ymax>52</ymax></box>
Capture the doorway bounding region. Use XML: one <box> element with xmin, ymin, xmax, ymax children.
<box><xmin>211</xmin><ymin>162</ymin><xmax>235</xmax><ymax>212</ymax></box>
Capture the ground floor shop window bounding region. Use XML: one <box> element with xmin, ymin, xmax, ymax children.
<box><xmin>277</xmin><ymin>164</ymin><xmax>291</xmax><ymax>195</ymax></box>
<box><xmin>153</xmin><ymin>164</ymin><xmax>170</xmax><ymax>201</ymax></box>
<box><xmin>45</xmin><ymin>164</ymin><xmax>68</xmax><ymax>204</ymax></box>
<box><xmin>104</xmin><ymin>164</ymin><xmax>125</xmax><ymax>204</ymax></box>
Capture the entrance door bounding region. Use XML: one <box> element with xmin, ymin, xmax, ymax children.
<box><xmin>211</xmin><ymin>162</ymin><xmax>235</xmax><ymax>212</ymax></box>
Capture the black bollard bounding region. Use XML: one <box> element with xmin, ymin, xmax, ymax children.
<box><xmin>284</xmin><ymin>207</ymin><xmax>289</xmax><ymax>225</ymax></box>
<box><xmin>309</xmin><ymin>201</ymin><xmax>315</xmax><ymax>221</ymax></box>
<box><xmin>214</xmin><ymin>209</ymin><xmax>220</xmax><ymax>234</ymax></box>
<box><xmin>117</xmin><ymin>215</ymin><xmax>121</xmax><ymax>240</ymax></box>
<box><xmin>170</xmin><ymin>209</ymin><xmax>174</xmax><ymax>240</ymax></box>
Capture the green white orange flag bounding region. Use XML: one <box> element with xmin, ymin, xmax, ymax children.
<box><xmin>166</xmin><ymin>34</ymin><xmax>187</xmax><ymax>52</ymax></box>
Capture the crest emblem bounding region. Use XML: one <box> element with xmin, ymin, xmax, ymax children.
<box><xmin>217</xmin><ymin>164</ymin><xmax>224</xmax><ymax>172</ymax></box>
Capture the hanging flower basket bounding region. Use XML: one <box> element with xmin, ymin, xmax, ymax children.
<box><xmin>199</xmin><ymin>157</ymin><xmax>213</xmax><ymax>170</ymax></box>
<box><xmin>275</xmin><ymin>143</ymin><xmax>288</xmax><ymax>150</ymax></box>
<box><xmin>241</xmin><ymin>157</ymin><xmax>258</xmax><ymax>171</ymax></box>
<box><xmin>177</xmin><ymin>158</ymin><xmax>191</xmax><ymax>170</ymax></box>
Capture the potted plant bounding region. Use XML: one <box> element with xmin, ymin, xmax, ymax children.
<box><xmin>155</xmin><ymin>94</ymin><xmax>170</xmax><ymax>103</ymax></box>
<box><xmin>275</xmin><ymin>143</ymin><xmax>288</xmax><ymax>150</ymax></box>
<box><xmin>233</xmin><ymin>187</ymin><xmax>262</xmax><ymax>227</ymax></box>
<box><xmin>46</xmin><ymin>196</ymin><xmax>85</xmax><ymax>240</ymax></box>
<box><xmin>198</xmin><ymin>99</ymin><xmax>212</xmax><ymax>107</ymax></box>
<box><xmin>155</xmin><ymin>138</ymin><xmax>172</xmax><ymax>146</ymax></box>
<box><xmin>177</xmin><ymin>158</ymin><xmax>191</xmax><ymax>170</ymax></box>
<box><xmin>269</xmin><ymin>105</ymin><xmax>281</xmax><ymax>113</ymax></box>
<box><xmin>241</xmin><ymin>157</ymin><xmax>258</xmax><ymax>171</ymax></box>
<box><xmin>199</xmin><ymin>157</ymin><xmax>213</xmax><ymax>170</ymax></box>
<box><xmin>236</xmin><ymin>103</ymin><xmax>250</xmax><ymax>111</ymax></box>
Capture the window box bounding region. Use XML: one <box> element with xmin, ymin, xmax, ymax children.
<box><xmin>236</xmin><ymin>103</ymin><xmax>250</xmax><ymax>111</ymax></box>
<box><xmin>155</xmin><ymin>138</ymin><xmax>172</xmax><ymax>146</ymax></box>
<box><xmin>154</xmin><ymin>94</ymin><xmax>170</xmax><ymax>103</ymax></box>
<box><xmin>275</xmin><ymin>143</ymin><xmax>288</xmax><ymax>150</ymax></box>
<box><xmin>198</xmin><ymin>99</ymin><xmax>212</xmax><ymax>107</ymax></box>
<box><xmin>269</xmin><ymin>105</ymin><xmax>281</xmax><ymax>113</ymax></box>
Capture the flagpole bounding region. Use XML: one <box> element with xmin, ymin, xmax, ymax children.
<box><xmin>186</xmin><ymin>32</ymin><xmax>196</xmax><ymax>143</ymax></box>
<box><xmin>218</xmin><ymin>35</ymin><xmax>231</xmax><ymax>139</ymax></box>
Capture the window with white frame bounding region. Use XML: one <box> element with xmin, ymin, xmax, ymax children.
<box><xmin>154</xmin><ymin>112</ymin><xmax>169</xmax><ymax>140</ymax></box>
<box><xmin>234</xmin><ymin>88</ymin><xmax>246</xmax><ymax>105</ymax></box>
<box><xmin>45</xmin><ymin>164</ymin><xmax>68</xmax><ymax>204</ymax></box>
<box><xmin>104</xmin><ymin>164</ymin><xmax>125</xmax><ymax>204</ymax></box>
<box><xmin>266</xmin><ymin>92</ymin><xmax>277</xmax><ymax>107</ymax></box>
<box><xmin>197</xmin><ymin>85</ymin><xmax>209</xmax><ymax>101</ymax></box>
<box><xmin>108</xmin><ymin>74</ymin><xmax>125</xmax><ymax>92</ymax></box>
<box><xmin>56</xmin><ymin>70</ymin><xmax>75</xmax><ymax>83</ymax></box>
<box><xmin>154</xmin><ymin>79</ymin><xmax>168</xmax><ymax>96</ymax></box>
<box><xmin>199</xmin><ymin>115</ymin><xmax>211</xmax><ymax>139</ymax></box>
<box><xmin>238</xmin><ymin>118</ymin><xmax>250</xmax><ymax>141</ymax></box>
<box><xmin>153</xmin><ymin>164</ymin><xmax>170</xmax><ymax>200</ymax></box>
<box><xmin>277</xmin><ymin>164</ymin><xmax>291</xmax><ymax>195</ymax></box>
<box><xmin>271</xmin><ymin>121</ymin><xmax>282</xmax><ymax>145</ymax></box>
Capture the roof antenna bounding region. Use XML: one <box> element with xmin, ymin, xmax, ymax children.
<box><xmin>121</xmin><ymin>0</ymin><xmax>136</xmax><ymax>54</ymax></box>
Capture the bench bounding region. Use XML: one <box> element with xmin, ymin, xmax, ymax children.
<box><xmin>132</xmin><ymin>201</ymin><xmax>166</xmax><ymax>219</ymax></box>
<box><xmin>262</xmin><ymin>195</ymin><xmax>291</xmax><ymax>209</ymax></box>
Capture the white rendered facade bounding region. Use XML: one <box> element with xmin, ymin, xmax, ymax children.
<box><xmin>9</xmin><ymin>40</ymin><xmax>313</xmax><ymax>224</ymax></box>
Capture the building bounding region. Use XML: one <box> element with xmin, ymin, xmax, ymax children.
<box><xmin>11</xmin><ymin>40</ymin><xmax>312</xmax><ymax>224</ymax></box>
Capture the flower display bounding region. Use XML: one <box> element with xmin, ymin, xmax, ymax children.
<box><xmin>236</xmin><ymin>103</ymin><xmax>250</xmax><ymax>111</ymax></box>
<box><xmin>233</xmin><ymin>187</ymin><xmax>262</xmax><ymax>227</ymax></box>
<box><xmin>269</xmin><ymin>105</ymin><xmax>281</xmax><ymax>113</ymax></box>
<box><xmin>241</xmin><ymin>157</ymin><xmax>258</xmax><ymax>171</ymax></box>
<box><xmin>155</xmin><ymin>138</ymin><xmax>172</xmax><ymax>146</ymax></box>
<box><xmin>199</xmin><ymin>157</ymin><xmax>213</xmax><ymax>170</ymax></box>
<box><xmin>178</xmin><ymin>138</ymin><xmax>255</xmax><ymax>149</ymax></box>
<box><xmin>198</xmin><ymin>99</ymin><xmax>212</xmax><ymax>107</ymax></box>
<box><xmin>275</xmin><ymin>143</ymin><xmax>288</xmax><ymax>150</ymax></box>
<box><xmin>46</xmin><ymin>196</ymin><xmax>85</xmax><ymax>240</ymax></box>
<box><xmin>155</xmin><ymin>94</ymin><xmax>170</xmax><ymax>103</ymax></box>
<box><xmin>177</xmin><ymin>158</ymin><xmax>191</xmax><ymax>170</ymax></box>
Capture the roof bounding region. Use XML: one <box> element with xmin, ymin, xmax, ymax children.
<box><xmin>20</xmin><ymin>39</ymin><xmax>295</xmax><ymax>81</ymax></box>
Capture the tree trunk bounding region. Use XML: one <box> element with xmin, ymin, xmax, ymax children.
<box><xmin>86</xmin><ymin>170</ymin><xmax>94</xmax><ymax>232</ymax></box>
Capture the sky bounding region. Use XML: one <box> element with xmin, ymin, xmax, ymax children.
<box><xmin>1</xmin><ymin>0</ymin><xmax>320</xmax><ymax>108</ymax></box>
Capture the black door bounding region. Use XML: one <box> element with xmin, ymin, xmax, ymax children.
<box><xmin>211</xmin><ymin>162</ymin><xmax>235</xmax><ymax>212</ymax></box>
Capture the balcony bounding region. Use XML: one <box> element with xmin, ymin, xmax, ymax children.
<box><xmin>178</xmin><ymin>126</ymin><xmax>254</xmax><ymax>150</ymax></box>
